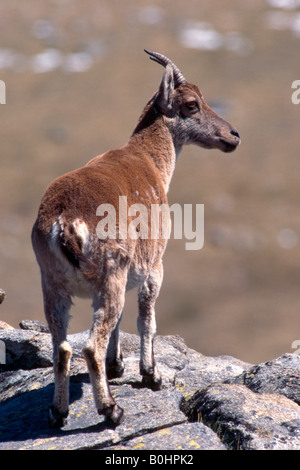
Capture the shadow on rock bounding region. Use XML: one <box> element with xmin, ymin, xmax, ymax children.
<box><xmin>0</xmin><ymin>374</ymin><xmax>94</xmax><ymax>443</ymax></box>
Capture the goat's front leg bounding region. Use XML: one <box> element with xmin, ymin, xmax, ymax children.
<box><xmin>137</xmin><ymin>261</ymin><xmax>163</xmax><ymax>390</ymax></box>
<box><xmin>83</xmin><ymin>273</ymin><xmax>126</xmax><ymax>425</ymax></box>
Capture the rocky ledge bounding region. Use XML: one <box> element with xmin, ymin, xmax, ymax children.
<box><xmin>0</xmin><ymin>320</ymin><xmax>299</xmax><ymax>450</ymax></box>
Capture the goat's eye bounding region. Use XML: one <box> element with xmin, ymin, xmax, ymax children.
<box><xmin>186</xmin><ymin>101</ymin><xmax>198</xmax><ymax>112</ymax></box>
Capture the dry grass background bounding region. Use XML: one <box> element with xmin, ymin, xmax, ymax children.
<box><xmin>1</xmin><ymin>0</ymin><xmax>300</xmax><ymax>363</ymax></box>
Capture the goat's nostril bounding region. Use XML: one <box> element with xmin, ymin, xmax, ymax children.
<box><xmin>230</xmin><ymin>129</ymin><xmax>240</xmax><ymax>139</ymax></box>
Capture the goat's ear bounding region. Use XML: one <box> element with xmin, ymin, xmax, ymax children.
<box><xmin>156</xmin><ymin>64</ymin><xmax>175</xmax><ymax>116</ymax></box>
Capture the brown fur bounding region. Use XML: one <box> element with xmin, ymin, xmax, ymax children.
<box><xmin>31</xmin><ymin>52</ymin><xmax>240</xmax><ymax>427</ymax></box>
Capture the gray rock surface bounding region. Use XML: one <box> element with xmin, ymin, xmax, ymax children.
<box><xmin>0</xmin><ymin>322</ymin><xmax>299</xmax><ymax>450</ymax></box>
<box><xmin>229</xmin><ymin>353</ymin><xmax>300</xmax><ymax>405</ymax></box>
<box><xmin>182</xmin><ymin>383</ymin><xmax>300</xmax><ymax>450</ymax></box>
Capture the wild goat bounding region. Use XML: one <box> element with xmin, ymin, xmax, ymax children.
<box><xmin>32</xmin><ymin>50</ymin><xmax>240</xmax><ymax>427</ymax></box>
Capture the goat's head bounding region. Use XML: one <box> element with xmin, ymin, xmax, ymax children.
<box><xmin>145</xmin><ymin>50</ymin><xmax>240</xmax><ymax>153</ymax></box>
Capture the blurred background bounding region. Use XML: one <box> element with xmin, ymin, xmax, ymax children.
<box><xmin>0</xmin><ymin>0</ymin><xmax>300</xmax><ymax>364</ymax></box>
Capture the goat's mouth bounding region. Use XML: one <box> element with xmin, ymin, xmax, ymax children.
<box><xmin>218</xmin><ymin>137</ymin><xmax>240</xmax><ymax>153</ymax></box>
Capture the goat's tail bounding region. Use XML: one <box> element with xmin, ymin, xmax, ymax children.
<box><xmin>58</xmin><ymin>215</ymin><xmax>97</xmax><ymax>278</ymax></box>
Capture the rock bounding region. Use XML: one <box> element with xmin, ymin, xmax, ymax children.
<box><xmin>173</xmin><ymin>348</ymin><xmax>252</xmax><ymax>398</ymax></box>
<box><xmin>0</xmin><ymin>327</ymin><xmax>89</xmax><ymax>371</ymax></box>
<box><xmin>0</xmin><ymin>321</ymin><xmax>14</xmax><ymax>330</ymax></box>
<box><xmin>0</xmin><ymin>323</ymin><xmax>299</xmax><ymax>450</ymax></box>
<box><xmin>0</xmin><ymin>328</ymin><xmax>53</xmax><ymax>370</ymax></box>
<box><xmin>19</xmin><ymin>320</ymin><xmax>50</xmax><ymax>333</ymax></box>
<box><xmin>0</xmin><ymin>376</ymin><xmax>187</xmax><ymax>450</ymax></box>
<box><xmin>229</xmin><ymin>353</ymin><xmax>300</xmax><ymax>405</ymax></box>
<box><xmin>109</xmin><ymin>422</ymin><xmax>227</xmax><ymax>450</ymax></box>
<box><xmin>182</xmin><ymin>383</ymin><xmax>300</xmax><ymax>450</ymax></box>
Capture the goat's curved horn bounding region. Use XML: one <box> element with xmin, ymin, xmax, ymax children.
<box><xmin>144</xmin><ymin>49</ymin><xmax>187</xmax><ymax>87</ymax></box>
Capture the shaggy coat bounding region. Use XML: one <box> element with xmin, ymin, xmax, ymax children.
<box><xmin>32</xmin><ymin>50</ymin><xmax>240</xmax><ymax>427</ymax></box>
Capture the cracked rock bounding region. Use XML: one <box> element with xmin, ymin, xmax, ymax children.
<box><xmin>0</xmin><ymin>323</ymin><xmax>299</xmax><ymax>450</ymax></box>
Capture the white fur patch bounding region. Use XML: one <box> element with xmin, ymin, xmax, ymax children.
<box><xmin>72</xmin><ymin>218</ymin><xmax>90</xmax><ymax>251</ymax></box>
<box><xmin>49</xmin><ymin>216</ymin><xmax>92</xmax><ymax>297</ymax></box>
<box><xmin>50</xmin><ymin>216</ymin><xmax>90</xmax><ymax>255</ymax></box>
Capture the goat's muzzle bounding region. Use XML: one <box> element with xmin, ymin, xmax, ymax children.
<box><xmin>218</xmin><ymin>128</ymin><xmax>241</xmax><ymax>153</ymax></box>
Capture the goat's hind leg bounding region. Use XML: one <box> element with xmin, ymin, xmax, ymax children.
<box><xmin>137</xmin><ymin>262</ymin><xmax>163</xmax><ymax>390</ymax></box>
<box><xmin>83</xmin><ymin>273</ymin><xmax>127</xmax><ymax>426</ymax></box>
<box><xmin>42</xmin><ymin>279</ymin><xmax>72</xmax><ymax>428</ymax></box>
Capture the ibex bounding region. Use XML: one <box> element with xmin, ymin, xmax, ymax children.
<box><xmin>32</xmin><ymin>50</ymin><xmax>240</xmax><ymax>428</ymax></box>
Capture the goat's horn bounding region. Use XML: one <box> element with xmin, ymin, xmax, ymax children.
<box><xmin>144</xmin><ymin>49</ymin><xmax>187</xmax><ymax>87</ymax></box>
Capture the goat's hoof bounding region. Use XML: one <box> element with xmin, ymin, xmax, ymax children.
<box><xmin>101</xmin><ymin>404</ymin><xmax>124</xmax><ymax>426</ymax></box>
<box><xmin>48</xmin><ymin>406</ymin><xmax>68</xmax><ymax>428</ymax></box>
<box><xmin>106</xmin><ymin>361</ymin><xmax>125</xmax><ymax>379</ymax></box>
<box><xmin>142</xmin><ymin>374</ymin><xmax>162</xmax><ymax>391</ymax></box>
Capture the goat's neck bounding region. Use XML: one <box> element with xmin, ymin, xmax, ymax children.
<box><xmin>129</xmin><ymin>106</ymin><xmax>181</xmax><ymax>193</ymax></box>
